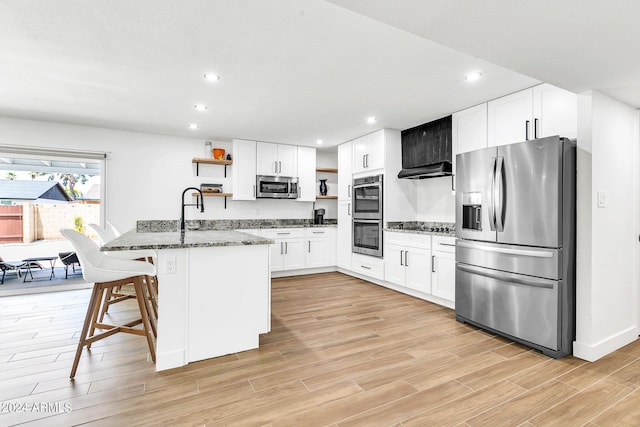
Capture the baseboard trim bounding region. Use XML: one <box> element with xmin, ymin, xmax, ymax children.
<box><xmin>271</xmin><ymin>266</ymin><xmax>337</xmax><ymax>278</ymax></box>
<box><xmin>573</xmin><ymin>326</ymin><xmax>638</xmax><ymax>361</ymax></box>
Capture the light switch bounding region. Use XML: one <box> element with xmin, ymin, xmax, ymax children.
<box><xmin>597</xmin><ymin>191</ymin><xmax>606</xmax><ymax>208</ymax></box>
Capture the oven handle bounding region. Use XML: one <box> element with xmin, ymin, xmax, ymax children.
<box><xmin>352</xmin><ymin>219</ymin><xmax>381</xmax><ymax>224</ymax></box>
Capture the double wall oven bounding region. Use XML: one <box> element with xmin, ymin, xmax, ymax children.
<box><xmin>352</xmin><ymin>174</ymin><xmax>383</xmax><ymax>257</ymax></box>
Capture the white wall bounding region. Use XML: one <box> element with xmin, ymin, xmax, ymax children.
<box><xmin>415</xmin><ymin>176</ymin><xmax>455</xmax><ymax>223</ymax></box>
<box><xmin>573</xmin><ymin>91</ymin><xmax>639</xmax><ymax>361</ymax></box>
<box><xmin>0</xmin><ymin>118</ymin><xmax>324</xmax><ymax>230</ymax></box>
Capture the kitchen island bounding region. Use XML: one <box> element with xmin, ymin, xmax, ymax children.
<box><xmin>102</xmin><ymin>230</ymin><xmax>274</xmax><ymax>371</ymax></box>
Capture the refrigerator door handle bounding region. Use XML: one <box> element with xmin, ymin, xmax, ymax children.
<box><xmin>457</xmin><ymin>264</ymin><xmax>555</xmax><ymax>289</ymax></box>
<box><xmin>456</xmin><ymin>241</ymin><xmax>554</xmax><ymax>258</ymax></box>
<box><xmin>495</xmin><ymin>156</ymin><xmax>505</xmax><ymax>232</ymax></box>
<box><xmin>489</xmin><ymin>157</ymin><xmax>497</xmax><ymax>231</ymax></box>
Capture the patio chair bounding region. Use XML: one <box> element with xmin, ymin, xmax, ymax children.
<box><xmin>59</xmin><ymin>252</ymin><xmax>81</xmax><ymax>279</ymax></box>
<box><xmin>0</xmin><ymin>258</ymin><xmax>27</xmax><ymax>284</ymax></box>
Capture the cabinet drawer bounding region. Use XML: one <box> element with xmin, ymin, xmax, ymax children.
<box><xmin>352</xmin><ymin>253</ymin><xmax>384</xmax><ymax>280</ymax></box>
<box><xmin>306</xmin><ymin>228</ymin><xmax>331</xmax><ymax>238</ymax></box>
<box><xmin>261</xmin><ymin>228</ymin><xmax>305</xmax><ymax>239</ymax></box>
<box><xmin>433</xmin><ymin>236</ymin><xmax>456</xmax><ymax>253</ymax></box>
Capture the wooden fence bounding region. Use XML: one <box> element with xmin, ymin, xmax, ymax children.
<box><xmin>0</xmin><ymin>205</ymin><xmax>23</xmax><ymax>243</ymax></box>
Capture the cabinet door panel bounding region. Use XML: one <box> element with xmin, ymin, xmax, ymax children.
<box><xmin>488</xmin><ymin>88</ymin><xmax>533</xmax><ymax>147</ymax></box>
<box><xmin>432</xmin><ymin>251</ymin><xmax>456</xmax><ymax>302</ymax></box>
<box><xmin>338</xmin><ymin>142</ymin><xmax>352</xmax><ymax>200</ymax></box>
<box><xmin>232</xmin><ymin>139</ymin><xmax>257</xmax><ymax>200</ymax></box>
<box><xmin>257</xmin><ymin>142</ymin><xmax>278</xmax><ymax>175</ymax></box>
<box><xmin>384</xmin><ymin>244</ymin><xmax>405</xmax><ymax>286</ymax></box>
<box><xmin>306</xmin><ymin>237</ymin><xmax>331</xmax><ymax>268</ymax></box>
<box><xmin>269</xmin><ymin>241</ymin><xmax>284</xmax><ymax>272</ymax></box>
<box><xmin>277</xmin><ymin>144</ymin><xmax>298</xmax><ymax>177</ymax></box>
<box><xmin>533</xmin><ymin>83</ymin><xmax>577</xmax><ymax>140</ymax></box>
<box><xmin>297</xmin><ymin>146</ymin><xmax>316</xmax><ymax>201</ymax></box>
<box><xmin>282</xmin><ymin>238</ymin><xmax>305</xmax><ymax>270</ymax></box>
<box><xmin>404</xmin><ymin>247</ymin><xmax>431</xmax><ymax>293</ymax></box>
<box><xmin>453</xmin><ymin>103</ymin><xmax>488</xmax><ymax>156</ymax></box>
<box><xmin>337</xmin><ymin>201</ymin><xmax>352</xmax><ymax>270</ymax></box>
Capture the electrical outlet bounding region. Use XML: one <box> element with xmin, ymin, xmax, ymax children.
<box><xmin>165</xmin><ymin>258</ymin><xmax>177</xmax><ymax>274</ymax></box>
<box><xmin>597</xmin><ymin>191</ymin><xmax>606</xmax><ymax>208</ymax></box>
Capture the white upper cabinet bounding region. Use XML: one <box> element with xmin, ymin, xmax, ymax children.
<box><xmin>488</xmin><ymin>88</ymin><xmax>534</xmax><ymax>147</ymax></box>
<box><xmin>452</xmin><ymin>103</ymin><xmax>488</xmax><ymax>177</ymax></box>
<box><xmin>256</xmin><ymin>142</ymin><xmax>298</xmax><ymax>177</ymax></box>
<box><xmin>352</xmin><ymin>131</ymin><xmax>385</xmax><ymax>174</ymax></box>
<box><xmin>452</xmin><ymin>103</ymin><xmax>488</xmax><ymax>155</ymax></box>
<box><xmin>338</xmin><ymin>141</ymin><xmax>352</xmax><ymax>200</ymax></box>
<box><xmin>297</xmin><ymin>146</ymin><xmax>316</xmax><ymax>202</ymax></box>
<box><xmin>533</xmin><ymin>83</ymin><xmax>578</xmax><ymax>140</ymax></box>
<box><xmin>232</xmin><ymin>139</ymin><xmax>256</xmax><ymax>200</ymax></box>
<box><xmin>488</xmin><ymin>84</ymin><xmax>577</xmax><ymax>147</ymax></box>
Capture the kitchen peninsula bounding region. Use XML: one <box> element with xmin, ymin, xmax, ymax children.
<box><xmin>102</xmin><ymin>228</ymin><xmax>273</xmax><ymax>371</ymax></box>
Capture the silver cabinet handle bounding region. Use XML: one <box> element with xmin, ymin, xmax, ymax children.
<box><xmin>308</xmin><ymin>241</ymin><xmax>311</xmax><ymax>253</ymax></box>
<box><xmin>431</xmin><ymin>255</ymin><xmax>435</xmax><ymax>272</ymax></box>
<box><xmin>362</xmin><ymin>155</ymin><xmax>366</xmax><ymax>169</ymax></box>
<box><xmin>280</xmin><ymin>242</ymin><xmax>283</xmax><ymax>255</ymax></box>
<box><xmin>253</xmin><ymin>184</ymin><xmax>256</xmax><ymax>198</ymax></box>
<box><xmin>348</xmin><ymin>184</ymin><xmax>351</xmax><ymax>198</ymax></box>
<box><xmin>365</xmin><ymin>154</ymin><xmax>369</xmax><ymax>168</ymax></box>
<box><xmin>525</xmin><ymin>120</ymin><xmax>530</xmax><ymax>140</ymax></box>
<box><xmin>400</xmin><ymin>250</ymin><xmax>404</xmax><ymax>266</ymax></box>
<box><xmin>277</xmin><ymin>232</ymin><xmax>290</xmax><ymax>235</ymax></box>
<box><xmin>312</xmin><ymin>231</ymin><xmax>324</xmax><ymax>234</ymax></box>
<box><xmin>278</xmin><ymin>161</ymin><xmax>282</xmax><ymax>174</ymax></box>
<box><xmin>361</xmin><ymin>265</ymin><xmax>371</xmax><ymax>270</ymax></box>
<box><xmin>348</xmin><ymin>203</ymin><xmax>351</xmax><ymax>216</ymax></box>
<box><xmin>405</xmin><ymin>250</ymin><xmax>408</xmax><ymax>267</ymax></box>
<box><xmin>285</xmin><ymin>241</ymin><xmax>288</xmax><ymax>254</ymax></box>
<box><xmin>534</xmin><ymin>118</ymin><xmax>539</xmax><ymax>139</ymax></box>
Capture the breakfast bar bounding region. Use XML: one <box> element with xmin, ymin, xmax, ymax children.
<box><xmin>102</xmin><ymin>229</ymin><xmax>273</xmax><ymax>371</ymax></box>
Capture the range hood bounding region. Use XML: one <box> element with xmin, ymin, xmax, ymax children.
<box><xmin>398</xmin><ymin>115</ymin><xmax>452</xmax><ymax>179</ymax></box>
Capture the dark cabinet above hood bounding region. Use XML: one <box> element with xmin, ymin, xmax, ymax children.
<box><xmin>398</xmin><ymin>115</ymin><xmax>452</xmax><ymax>179</ymax></box>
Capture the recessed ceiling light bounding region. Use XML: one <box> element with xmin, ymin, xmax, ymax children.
<box><xmin>194</xmin><ymin>104</ymin><xmax>208</xmax><ymax>112</ymax></box>
<box><xmin>366</xmin><ymin>116</ymin><xmax>376</xmax><ymax>124</ymax></box>
<box><xmin>187</xmin><ymin>123</ymin><xmax>199</xmax><ymax>130</ymax></box>
<box><xmin>465</xmin><ymin>72</ymin><xmax>482</xmax><ymax>82</ymax></box>
<box><xmin>316</xmin><ymin>139</ymin><xmax>323</xmax><ymax>145</ymax></box>
<box><xmin>204</xmin><ymin>73</ymin><xmax>220</xmax><ymax>82</ymax></box>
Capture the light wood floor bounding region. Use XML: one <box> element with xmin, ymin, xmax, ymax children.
<box><xmin>1</xmin><ymin>272</ymin><xmax>639</xmax><ymax>426</ymax></box>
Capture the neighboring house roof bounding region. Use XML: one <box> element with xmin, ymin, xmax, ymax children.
<box><xmin>0</xmin><ymin>179</ymin><xmax>73</xmax><ymax>202</ymax></box>
<box><xmin>79</xmin><ymin>183</ymin><xmax>100</xmax><ymax>200</ymax></box>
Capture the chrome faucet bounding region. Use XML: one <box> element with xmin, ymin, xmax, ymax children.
<box><xmin>180</xmin><ymin>187</ymin><xmax>205</xmax><ymax>234</ymax></box>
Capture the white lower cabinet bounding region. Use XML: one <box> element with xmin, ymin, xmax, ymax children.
<box><xmin>384</xmin><ymin>232</ymin><xmax>456</xmax><ymax>304</ymax></box>
<box><xmin>384</xmin><ymin>232</ymin><xmax>431</xmax><ymax>294</ymax></box>
<box><xmin>431</xmin><ymin>236</ymin><xmax>456</xmax><ymax>302</ymax></box>
<box><xmin>262</xmin><ymin>228</ymin><xmax>306</xmax><ymax>272</ymax></box>
<box><xmin>305</xmin><ymin>228</ymin><xmax>335</xmax><ymax>268</ymax></box>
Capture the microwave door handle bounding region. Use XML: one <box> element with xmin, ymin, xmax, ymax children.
<box><xmin>489</xmin><ymin>157</ymin><xmax>497</xmax><ymax>231</ymax></box>
<box><xmin>495</xmin><ymin>156</ymin><xmax>505</xmax><ymax>232</ymax></box>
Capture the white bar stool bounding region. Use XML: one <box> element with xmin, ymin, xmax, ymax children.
<box><xmin>88</xmin><ymin>223</ymin><xmax>159</xmax><ymax>322</ymax></box>
<box><xmin>60</xmin><ymin>229</ymin><xmax>157</xmax><ymax>379</ymax></box>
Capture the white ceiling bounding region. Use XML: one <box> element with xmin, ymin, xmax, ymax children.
<box><xmin>0</xmin><ymin>1</ymin><xmax>636</xmax><ymax>149</ymax></box>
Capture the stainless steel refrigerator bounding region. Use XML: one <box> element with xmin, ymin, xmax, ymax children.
<box><xmin>455</xmin><ymin>135</ymin><xmax>576</xmax><ymax>358</ymax></box>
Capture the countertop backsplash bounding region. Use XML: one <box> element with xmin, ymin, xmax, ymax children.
<box><xmin>137</xmin><ymin>218</ymin><xmax>338</xmax><ymax>233</ymax></box>
<box><xmin>386</xmin><ymin>221</ymin><xmax>455</xmax><ymax>236</ymax></box>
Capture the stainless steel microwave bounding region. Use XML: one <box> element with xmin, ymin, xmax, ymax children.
<box><xmin>256</xmin><ymin>175</ymin><xmax>299</xmax><ymax>199</ymax></box>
